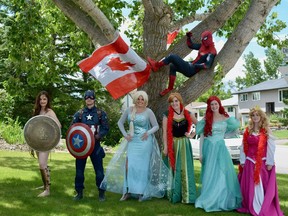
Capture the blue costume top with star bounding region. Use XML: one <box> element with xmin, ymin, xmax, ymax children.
<box><xmin>72</xmin><ymin>106</ymin><xmax>109</xmax><ymax>142</ymax></box>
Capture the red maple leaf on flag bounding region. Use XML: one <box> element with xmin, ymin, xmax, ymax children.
<box><xmin>106</xmin><ymin>57</ymin><xmax>135</xmax><ymax>71</ymax></box>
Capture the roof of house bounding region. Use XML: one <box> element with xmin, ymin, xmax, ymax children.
<box><xmin>187</xmin><ymin>95</ymin><xmax>238</xmax><ymax>109</ymax></box>
<box><xmin>185</xmin><ymin>102</ymin><xmax>206</xmax><ymax>112</ymax></box>
<box><xmin>233</xmin><ymin>78</ymin><xmax>288</xmax><ymax>94</ymax></box>
<box><xmin>221</xmin><ymin>95</ymin><xmax>238</xmax><ymax>106</ymax></box>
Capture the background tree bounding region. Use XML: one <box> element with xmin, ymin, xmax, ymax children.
<box><xmin>264</xmin><ymin>48</ymin><xmax>285</xmax><ymax>78</ymax></box>
<box><xmin>0</xmin><ymin>89</ymin><xmax>14</xmax><ymax>122</ymax></box>
<box><xmin>235</xmin><ymin>52</ymin><xmax>266</xmax><ymax>90</ymax></box>
<box><xmin>279</xmin><ymin>99</ymin><xmax>288</xmax><ymax>126</ymax></box>
<box><xmin>0</xmin><ymin>0</ymin><xmax>123</xmax><ymax>146</ymax></box>
<box><xmin>235</xmin><ymin>48</ymin><xmax>284</xmax><ymax>90</ymax></box>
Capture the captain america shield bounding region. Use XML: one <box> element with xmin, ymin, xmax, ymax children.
<box><xmin>66</xmin><ymin>123</ymin><xmax>95</xmax><ymax>159</ymax></box>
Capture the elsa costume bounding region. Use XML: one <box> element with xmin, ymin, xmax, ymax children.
<box><xmin>195</xmin><ymin>117</ymin><xmax>242</xmax><ymax>212</ymax></box>
<box><xmin>100</xmin><ymin>107</ymin><xmax>171</xmax><ymax>200</ymax></box>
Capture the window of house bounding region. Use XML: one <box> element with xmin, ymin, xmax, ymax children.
<box><xmin>240</xmin><ymin>94</ymin><xmax>248</xmax><ymax>102</ymax></box>
<box><xmin>227</xmin><ymin>107</ymin><xmax>233</xmax><ymax>112</ymax></box>
<box><xmin>279</xmin><ymin>89</ymin><xmax>288</xmax><ymax>102</ymax></box>
<box><xmin>252</xmin><ymin>92</ymin><xmax>260</xmax><ymax>101</ymax></box>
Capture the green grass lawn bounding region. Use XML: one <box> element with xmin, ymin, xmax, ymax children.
<box><xmin>0</xmin><ymin>150</ymin><xmax>287</xmax><ymax>216</ymax></box>
<box><xmin>273</xmin><ymin>129</ymin><xmax>288</xmax><ymax>139</ymax></box>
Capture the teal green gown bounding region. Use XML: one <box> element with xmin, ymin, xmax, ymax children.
<box><xmin>195</xmin><ymin>117</ymin><xmax>242</xmax><ymax>212</ymax></box>
<box><xmin>164</xmin><ymin>114</ymin><xmax>197</xmax><ymax>204</ymax></box>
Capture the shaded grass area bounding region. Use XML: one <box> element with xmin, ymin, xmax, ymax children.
<box><xmin>0</xmin><ymin>150</ymin><xmax>287</xmax><ymax>216</ymax></box>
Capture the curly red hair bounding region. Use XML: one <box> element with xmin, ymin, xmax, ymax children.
<box><xmin>167</xmin><ymin>93</ymin><xmax>192</xmax><ymax>170</ymax></box>
<box><xmin>204</xmin><ymin>96</ymin><xmax>229</xmax><ymax>137</ymax></box>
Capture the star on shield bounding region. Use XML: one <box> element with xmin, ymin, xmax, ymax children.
<box><xmin>73</xmin><ymin>135</ymin><xmax>83</xmax><ymax>148</ymax></box>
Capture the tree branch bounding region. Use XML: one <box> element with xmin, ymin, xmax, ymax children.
<box><xmin>217</xmin><ymin>0</ymin><xmax>279</xmax><ymax>73</ymax></box>
<box><xmin>72</xmin><ymin>0</ymin><xmax>116</xmax><ymax>41</ymax></box>
<box><xmin>52</xmin><ymin>0</ymin><xmax>109</xmax><ymax>47</ymax></box>
<box><xmin>177</xmin><ymin>0</ymin><xmax>280</xmax><ymax>103</ymax></box>
<box><xmin>160</xmin><ymin>0</ymin><xmax>244</xmax><ymax>60</ymax></box>
<box><xmin>168</xmin><ymin>13</ymin><xmax>210</xmax><ymax>32</ymax></box>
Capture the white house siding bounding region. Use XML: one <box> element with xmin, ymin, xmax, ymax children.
<box><xmin>238</xmin><ymin>89</ymin><xmax>288</xmax><ymax>115</ymax></box>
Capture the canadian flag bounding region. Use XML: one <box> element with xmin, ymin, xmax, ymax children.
<box><xmin>78</xmin><ymin>35</ymin><xmax>151</xmax><ymax>99</ymax></box>
<box><xmin>167</xmin><ymin>29</ymin><xmax>180</xmax><ymax>48</ymax></box>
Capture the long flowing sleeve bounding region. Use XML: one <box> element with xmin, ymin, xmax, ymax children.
<box><xmin>199</xmin><ymin>133</ymin><xmax>204</xmax><ymax>157</ymax></box>
<box><xmin>196</xmin><ymin>119</ymin><xmax>205</xmax><ymax>135</ymax></box>
<box><xmin>239</xmin><ymin>143</ymin><xmax>246</xmax><ymax>165</ymax></box>
<box><xmin>117</xmin><ymin>108</ymin><xmax>129</xmax><ymax>137</ymax></box>
<box><xmin>266</xmin><ymin>135</ymin><xmax>276</xmax><ymax>166</ymax></box>
<box><xmin>225</xmin><ymin>117</ymin><xmax>240</xmax><ymax>138</ymax></box>
<box><xmin>146</xmin><ymin>108</ymin><xmax>159</xmax><ymax>135</ymax></box>
<box><xmin>196</xmin><ymin>119</ymin><xmax>205</xmax><ymax>157</ymax></box>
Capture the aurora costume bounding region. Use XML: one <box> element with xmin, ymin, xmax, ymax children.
<box><xmin>237</xmin><ymin>128</ymin><xmax>284</xmax><ymax>216</ymax></box>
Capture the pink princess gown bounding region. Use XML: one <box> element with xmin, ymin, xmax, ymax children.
<box><xmin>237</xmin><ymin>134</ymin><xmax>284</xmax><ymax>216</ymax></box>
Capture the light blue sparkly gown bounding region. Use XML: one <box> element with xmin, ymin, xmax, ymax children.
<box><xmin>195</xmin><ymin>117</ymin><xmax>242</xmax><ymax>212</ymax></box>
<box><xmin>100</xmin><ymin>107</ymin><xmax>171</xmax><ymax>200</ymax></box>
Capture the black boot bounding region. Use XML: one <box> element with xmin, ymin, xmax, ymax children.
<box><xmin>73</xmin><ymin>190</ymin><xmax>83</xmax><ymax>201</ymax></box>
<box><xmin>98</xmin><ymin>189</ymin><xmax>105</xmax><ymax>202</ymax></box>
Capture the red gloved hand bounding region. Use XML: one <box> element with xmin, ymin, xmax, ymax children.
<box><xmin>186</xmin><ymin>32</ymin><xmax>192</xmax><ymax>37</ymax></box>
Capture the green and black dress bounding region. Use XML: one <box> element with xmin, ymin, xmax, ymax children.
<box><xmin>164</xmin><ymin>112</ymin><xmax>197</xmax><ymax>204</ymax></box>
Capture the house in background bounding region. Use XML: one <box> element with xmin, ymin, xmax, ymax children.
<box><xmin>185</xmin><ymin>101</ymin><xmax>206</xmax><ymax>120</ymax></box>
<box><xmin>187</xmin><ymin>49</ymin><xmax>288</xmax><ymax>126</ymax></box>
<box><xmin>188</xmin><ymin>75</ymin><xmax>288</xmax><ymax>127</ymax></box>
<box><xmin>187</xmin><ymin>95</ymin><xmax>239</xmax><ymax>121</ymax></box>
<box><xmin>233</xmin><ymin>74</ymin><xmax>288</xmax><ymax>126</ymax></box>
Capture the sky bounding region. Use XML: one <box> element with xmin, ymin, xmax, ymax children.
<box><xmin>120</xmin><ymin>0</ymin><xmax>288</xmax><ymax>83</ymax></box>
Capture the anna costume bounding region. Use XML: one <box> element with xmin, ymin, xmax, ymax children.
<box><xmin>164</xmin><ymin>105</ymin><xmax>197</xmax><ymax>204</ymax></box>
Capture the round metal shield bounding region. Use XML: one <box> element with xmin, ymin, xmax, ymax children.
<box><xmin>66</xmin><ymin>123</ymin><xmax>95</xmax><ymax>159</ymax></box>
<box><xmin>24</xmin><ymin>115</ymin><xmax>61</xmax><ymax>152</ymax></box>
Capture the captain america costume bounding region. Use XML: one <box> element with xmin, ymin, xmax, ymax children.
<box><xmin>71</xmin><ymin>90</ymin><xmax>109</xmax><ymax>201</ymax></box>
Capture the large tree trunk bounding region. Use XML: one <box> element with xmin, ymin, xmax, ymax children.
<box><xmin>52</xmin><ymin>0</ymin><xmax>279</xmax><ymax>141</ymax></box>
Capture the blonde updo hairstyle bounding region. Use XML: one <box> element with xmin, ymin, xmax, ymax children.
<box><xmin>248</xmin><ymin>106</ymin><xmax>269</xmax><ymax>134</ymax></box>
<box><xmin>132</xmin><ymin>90</ymin><xmax>148</xmax><ymax>107</ymax></box>
<box><xmin>129</xmin><ymin>91</ymin><xmax>149</xmax><ymax>136</ymax></box>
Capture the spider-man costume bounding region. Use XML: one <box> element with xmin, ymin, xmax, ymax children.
<box><xmin>147</xmin><ymin>30</ymin><xmax>217</xmax><ymax>96</ymax></box>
